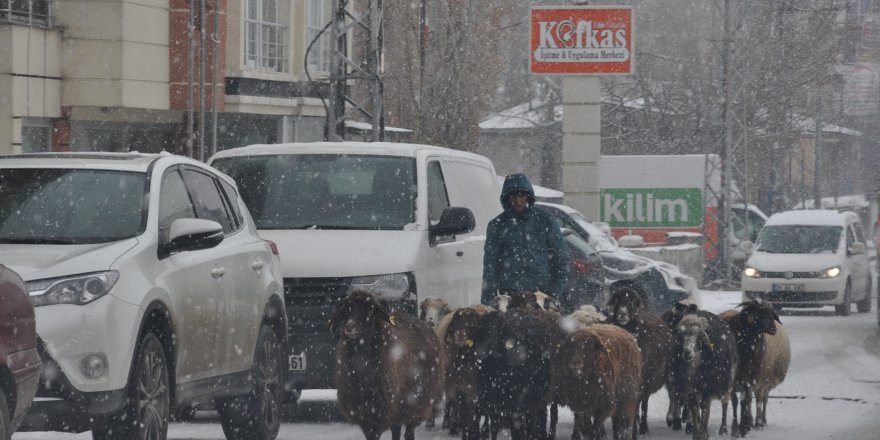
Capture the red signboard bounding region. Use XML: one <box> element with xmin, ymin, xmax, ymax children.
<box><xmin>530</xmin><ymin>6</ymin><xmax>634</xmax><ymax>75</ymax></box>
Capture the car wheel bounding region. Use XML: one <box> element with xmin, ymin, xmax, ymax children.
<box><xmin>218</xmin><ymin>324</ymin><xmax>282</xmax><ymax>440</ymax></box>
<box><xmin>857</xmin><ymin>279</ymin><xmax>872</xmax><ymax>313</ymax></box>
<box><xmin>835</xmin><ymin>282</ymin><xmax>852</xmax><ymax>317</ymax></box>
<box><xmin>0</xmin><ymin>391</ymin><xmax>11</xmax><ymax>440</ymax></box>
<box><xmin>93</xmin><ymin>332</ymin><xmax>170</xmax><ymax>440</ymax></box>
<box><xmin>172</xmin><ymin>404</ymin><xmax>198</xmax><ymax>422</ymax></box>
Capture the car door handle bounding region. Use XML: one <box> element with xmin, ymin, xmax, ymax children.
<box><xmin>211</xmin><ymin>266</ymin><xmax>226</xmax><ymax>279</ymax></box>
<box><xmin>252</xmin><ymin>258</ymin><xmax>265</xmax><ymax>271</ymax></box>
<box><xmin>456</xmin><ymin>251</ymin><xmax>464</xmax><ymax>257</ymax></box>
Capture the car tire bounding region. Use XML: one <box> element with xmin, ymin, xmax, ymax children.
<box><xmin>0</xmin><ymin>390</ymin><xmax>11</xmax><ymax>440</ymax></box>
<box><xmin>218</xmin><ymin>324</ymin><xmax>282</xmax><ymax>440</ymax></box>
<box><xmin>835</xmin><ymin>282</ymin><xmax>852</xmax><ymax>317</ymax></box>
<box><xmin>93</xmin><ymin>332</ymin><xmax>170</xmax><ymax>440</ymax></box>
<box><xmin>857</xmin><ymin>279</ymin><xmax>872</xmax><ymax>313</ymax></box>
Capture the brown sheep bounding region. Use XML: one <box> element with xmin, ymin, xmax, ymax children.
<box><xmin>331</xmin><ymin>291</ymin><xmax>445</xmax><ymax>440</ymax></box>
<box><xmin>443</xmin><ymin>305</ymin><xmax>493</xmax><ymax>439</ymax></box>
<box><xmin>607</xmin><ymin>281</ymin><xmax>672</xmax><ymax>436</ymax></box>
<box><xmin>754</xmin><ymin>320</ymin><xmax>791</xmax><ymax>429</ymax></box>
<box><xmin>553</xmin><ymin>324</ymin><xmax>642</xmax><ymax>440</ymax></box>
<box><xmin>719</xmin><ymin>301</ymin><xmax>782</xmax><ymax>436</ymax></box>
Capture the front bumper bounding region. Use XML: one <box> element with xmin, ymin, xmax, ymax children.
<box><xmin>741</xmin><ymin>276</ymin><xmax>845</xmax><ymax>306</ymax></box>
<box><xmin>33</xmin><ymin>295</ymin><xmax>140</xmax><ymax>393</ymax></box>
<box><xmin>18</xmin><ymin>342</ymin><xmax>127</xmax><ymax>433</ymax></box>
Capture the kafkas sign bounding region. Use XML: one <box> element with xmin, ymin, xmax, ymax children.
<box><xmin>530</xmin><ymin>6</ymin><xmax>633</xmax><ymax>75</ymax></box>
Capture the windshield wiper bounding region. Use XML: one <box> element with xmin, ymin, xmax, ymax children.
<box><xmin>0</xmin><ymin>237</ymin><xmax>78</xmax><ymax>245</ymax></box>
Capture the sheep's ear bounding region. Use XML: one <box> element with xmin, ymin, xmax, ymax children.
<box><xmin>373</xmin><ymin>298</ymin><xmax>393</xmax><ymax>324</ymax></box>
<box><xmin>329</xmin><ymin>297</ymin><xmax>351</xmax><ymax>332</ymax></box>
<box><xmin>772</xmin><ymin>310</ymin><xmax>782</xmax><ymax>323</ymax></box>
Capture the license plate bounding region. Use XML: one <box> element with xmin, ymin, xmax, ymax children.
<box><xmin>289</xmin><ymin>353</ymin><xmax>306</xmax><ymax>371</ymax></box>
<box><xmin>772</xmin><ymin>283</ymin><xmax>804</xmax><ymax>292</ymax></box>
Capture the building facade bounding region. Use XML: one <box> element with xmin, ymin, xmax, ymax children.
<box><xmin>0</xmin><ymin>0</ymin><xmax>340</xmax><ymax>156</ymax></box>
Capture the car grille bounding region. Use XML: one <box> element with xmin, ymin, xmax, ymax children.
<box><xmin>283</xmin><ymin>277</ymin><xmax>352</xmax><ymax>335</ymax></box>
<box><xmin>757</xmin><ymin>271</ymin><xmax>821</xmax><ymax>279</ymax></box>
<box><xmin>745</xmin><ymin>291</ymin><xmax>838</xmax><ymax>302</ymax></box>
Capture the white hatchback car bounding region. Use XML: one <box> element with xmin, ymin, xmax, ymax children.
<box><xmin>741</xmin><ymin>209</ymin><xmax>871</xmax><ymax>316</ymax></box>
<box><xmin>0</xmin><ymin>152</ymin><xmax>286</xmax><ymax>440</ymax></box>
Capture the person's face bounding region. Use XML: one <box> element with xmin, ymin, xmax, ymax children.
<box><xmin>509</xmin><ymin>192</ymin><xmax>529</xmax><ymax>214</ymax></box>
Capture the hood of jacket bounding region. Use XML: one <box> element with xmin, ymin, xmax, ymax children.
<box><xmin>500</xmin><ymin>173</ymin><xmax>536</xmax><ymax>211</ymax></box>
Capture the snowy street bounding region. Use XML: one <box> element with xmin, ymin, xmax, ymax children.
<box><xmin>14</xmin><ymin>290</ymin><xmax>880</xmax><ymax>440</ymax></box>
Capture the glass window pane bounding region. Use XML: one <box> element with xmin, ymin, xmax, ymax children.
<box><xmin>182</xmin><ymin>169</ymin><xmax>235</xmax><ymax>233</ymax></box>
<box><xmin>262</xmin><ymin>0</ymin><xmax>275</xmax><ymax>22</ymax></box>
<box><xmin>246</xmin><ymin>0</ymin><xmax>256</xmax><ymax>20</ymax></box>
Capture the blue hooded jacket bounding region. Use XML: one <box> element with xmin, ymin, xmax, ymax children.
<box><xmin>481</xmin><ymin>173</ymin><xmax>569</xmax><ymax>304</ymax></box>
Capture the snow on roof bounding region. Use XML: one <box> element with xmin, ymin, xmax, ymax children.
<box><xmin>480</xmin><ymin>97</ymin><xmax>678</xmax><ymax>130</ymax></box>
<box><xmin>479</xmin><ymin>100</ymin><xmax>562</xmax><ymax>130</ymax></box>
<box><xmin>790</xmin><ymin>114</ymin><xmax>862</xmax><ymax>136</ymax></box>
<box><xmin>792</xmin><ymin>194</ymin><xmax>868</xmax><ymax>210</ymax></box>
<box><xmin>344</xmin><ymin>120</ymin><xmax>412</xmax><ymax>133</ymax></box>
<box><xmin>765</xmin><ymin>209</ymin><xmax>850</xmax><ymax>227</ymax></box>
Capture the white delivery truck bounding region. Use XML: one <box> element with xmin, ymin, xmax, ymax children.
<box><xmin>209</xmin><ymin>142</ymin><xmax>502</xmax><ymax>398</ymax></box>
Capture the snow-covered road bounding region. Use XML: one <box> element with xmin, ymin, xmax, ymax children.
<box><xmin>14</xmin><ymin>290</ymin><xmax>880</xmax><ymax>440</ymax></box>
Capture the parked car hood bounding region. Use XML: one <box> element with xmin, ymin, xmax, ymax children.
<box><xmin>0</xmin><ymin>239</ymin><xmax>139</xmax><ymax>281</ymax></box>
<box><xmin>258</xmin><ymin>230</ymin><xmax>423</xmax><ymax>278</ymax></box>
<box><xmin>747</xmin><ymin>251</ymin><xmax>842</xmax><ymax>272</ymax></box>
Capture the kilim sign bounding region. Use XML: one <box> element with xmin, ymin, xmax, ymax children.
<box><xmin>600</xmin><ymin>188</ymin><xmax>703</xmax><ymax>228</ymax></box>
<box><xmin>530</xmin><ymin>6</ymin><xmax>634</xmax><ymax>75</ymax></box>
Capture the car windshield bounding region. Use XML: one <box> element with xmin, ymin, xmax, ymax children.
<box><xmin>757</xmin><ymin>224</ymin><xmax>842</xmax><ymax>254</ymax></box>
<box><xmin>0</xmin><ymin>168</ymin><xmax>146</xmax><ymax>244</ymax></box>
<box><xmin>212</xmin><ymin>154</ymin><xmax>416</xmax><ymax>230</ymax></box>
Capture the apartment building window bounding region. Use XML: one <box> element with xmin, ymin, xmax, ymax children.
<box><xmin>307</xmin><ymin>0</ymin><xmax>331</xmax><ymax>73</ymax></box>
<box><xmin>245</xmin><ymin>0</ymin><xmax>289</xmax><ymax>72</ymax></box>
<box><xmin>0</xmin><ymin>0</ymin><xmax>50</xmax><ymax>27</ymax></box>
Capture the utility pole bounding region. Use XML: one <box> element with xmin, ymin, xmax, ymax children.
<box><xmin>325</xmin><ymin>0</ymin><xmax>385</xmax><ymax>141</ymax></box>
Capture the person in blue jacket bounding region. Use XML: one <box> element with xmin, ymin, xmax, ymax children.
<box><xmin>481</xmin><ymin>173</ymin><xmax>569</xmax><ymax>305</ymax></box>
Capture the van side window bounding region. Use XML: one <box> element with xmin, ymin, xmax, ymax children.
<box><xmin>846</xmin><ymin>227</ymin><xmax>855</xmax><ymax>248</ymax></box>
<box><xmin>427</xmin><ymin>161</ymin><xmax>450</xmax><ymax>224</ymax></box>
<box><xmin>852</xmin><ymin>222</ymin><xmax>866</xmax><ymax>244</ymax></box>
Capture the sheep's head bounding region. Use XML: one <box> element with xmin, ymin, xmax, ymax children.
<box><xmin>534</xmin><ymin>291</ymin><xmax>562</xmax><ymax>313</ymax></box>
<box><xmin>419</xmin><ymin>297</ymin><xmax>451</xmax><ymax>329</ymax></box>
<box><xmin>330</xmin><ymin>291</ymin><xmax>392</xmax><ymax>340</ymax></box>
<box><xmin>607</xmin><ymin>281</ymin><xmax>647</xmax><ymax>326</ymax></box>
<box><xmin>508</xmin><ymin>291</ymin><xmax>541</xmax><ymax>310</ymax></box>
<box><xmin>738</xmin><ymin>300</ymin><xmax>780</xmax><ymax>335</ymax></box>
<box><xmin>676</xmin><ymin>314</ymin><xmax>710</xmax><ymax>363</ymax></box>
<box><xmin>446</xmin><ymin>309</ymin><xmax>482</xmax><ymax>349</ymax></box>
<box><xmin>564</xmin><ymin>331</ymin><xmax>608</xmax><ymax>374</ymax></box>
<box><xmin>491</xmin><ymin>294</ymin><xmax>512</xmax><ymax>312</ymax></box>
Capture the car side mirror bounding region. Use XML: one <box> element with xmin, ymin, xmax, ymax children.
<box><xmin>739</xmin><ymin>240</ymin><xmax>754</xmax><ymax>254</ymax></box>
<box><xmin>848</xmin><ymin>242</ymin><xmax>866</xmax><ymax>255</ymax></box>
<box><xmin>161</xmin><ymin>218</ymin><xmax>224</xmax><ymax>258</ymax></box>
<box><xmin>430</xmin><ymin>207</ymin><xmax>475</xmax><ymax>245</ymax></box>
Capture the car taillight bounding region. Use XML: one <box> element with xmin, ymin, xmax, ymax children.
<box><xmin>572</xmin><ymin>259</ymin><xmax>589</xmax><ymax>274</ymax></box>
<box><xmin>266</xmin><ymin>240</ymin><xmax>280</xmax><ymax>256</ymax></box>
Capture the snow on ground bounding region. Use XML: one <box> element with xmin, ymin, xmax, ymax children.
<box><xmin>14</xmin><ymin>290</ymin><xmax>880</xmax><ymax>440</ymax></box>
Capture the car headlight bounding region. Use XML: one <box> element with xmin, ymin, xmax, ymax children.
<box><xmin>742</xmin><ymin>265</ymin><xmax>761</xmax><ymax>278</ymax></box>
<box><xmin>819</xmin><ymin>266</ymin><xmax>841</xmax><ymax>279</ymax></box>
<box><xmin>348</xmin><ymin>273</ymin><xmax>414</xmax><ymax>301</ymax></box>
<box><xmin>27</xmin><ymin>271</ymin><xmax>120</xmax><ymax>307</ymax></box>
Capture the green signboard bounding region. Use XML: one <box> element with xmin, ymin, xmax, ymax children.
<box><xmin>600</xmin><ymin>188</ymin><xmax>703</xmax><ymax>228</ymax></box>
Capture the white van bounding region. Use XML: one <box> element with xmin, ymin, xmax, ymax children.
<box><xmin>741</xmin><ymin>209</ymin><xmax>871</xmax><ymax>316</ymax></box>
<box><xmin>209</xmin><ymin>142</ymin><xmax>502</xmax><ymax>394</ymax></box>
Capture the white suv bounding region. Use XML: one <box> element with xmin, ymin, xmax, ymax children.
<box><xmin>741</xmin><ymin>209</ymin><xmax>871</xmax><ymax>316</ymax></box>
<box><xmin>0</xmin><ymin>152</ymin><xmax>286</xmax><ymax>440</ymax></box>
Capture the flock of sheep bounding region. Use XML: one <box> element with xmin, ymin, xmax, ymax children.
<box><xmin>328</xmin><ymin>284</ymin><xmax>792</xmax><ymax>440</ymax></box>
